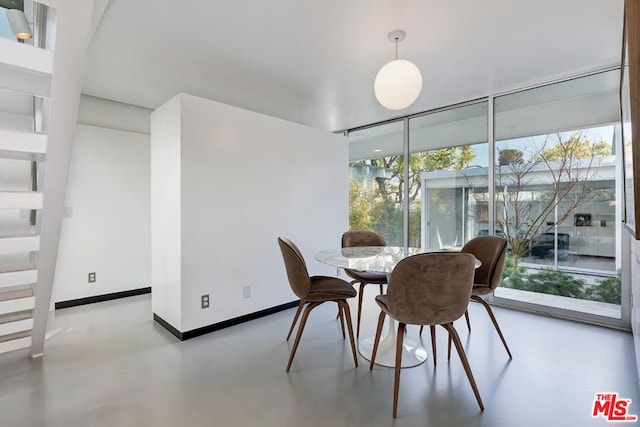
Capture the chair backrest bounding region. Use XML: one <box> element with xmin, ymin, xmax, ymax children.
<box><xmin>278</xmin><ymin>237</ymin><xmax>311</xmax><ymax>299</ymax></box>
<box><xmin>461</xmin><ymin>236</ymin><xmax>508</xmax><ymax>290</ymax></box>
<box><xmin>341</xmin><ymin>230</ymin><xmax>386</xmax><ymax>248</ymax></box>
<box><xmin>385</xmin><ymin>252</ymin><xmax>475</xmax><ymax>325</ymax></box>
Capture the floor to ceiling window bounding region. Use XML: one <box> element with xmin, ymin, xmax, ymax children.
<box><xmin>491</xmin><ymin>70</ymin><xmax>622</xmax><ymax>321</ymax></box>
<box><xmin>408</xmin><ymin>101</ymin><xmax>488</xmax><ymax>249</ymax></box>
<box><xmin>348</xmin><ymin>120</ymin><xmax>405</xmax><ymax>245</ymax></box>
<box><xmin>346</xmin><ymin>69</ymin><xmax>626</xmax><ymax>327</ymax></box>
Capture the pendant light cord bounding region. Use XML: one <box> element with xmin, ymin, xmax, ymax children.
<box><xmin>395</xmin><ymin>37</ymin><xmax>399</xmax><ymax>60</ymax></box>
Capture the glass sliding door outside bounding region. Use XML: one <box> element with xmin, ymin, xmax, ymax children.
<box><xmin>493</xmin><ymin>70</ymin><xmax>622</xmax><ymax>320</ymax></box>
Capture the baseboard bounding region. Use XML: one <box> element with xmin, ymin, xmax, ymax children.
<box><xmin>153</xmin><ymin>300</ymin><xmax>300</xmax><ymax>341</ymax></box>
<box><xmin>55</xmin><ymin>287</ymin><xmax>151</xmax><ymax>310</ymax></box>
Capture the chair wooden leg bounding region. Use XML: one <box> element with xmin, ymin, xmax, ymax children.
<box><xmin>286</xmin><ymin>302</ymin><xmax>322</xmax><ymax>372</ymax></box>
<box><xmin>447</xmin><ymin>334</ymin><xmax>452</xmax><ymax>362</ymax></box>
<box><xmin>337</xmin><ymin>279</ymin><xmax>358</xmax><ymax>320</ymax></box>
<box><xmin>338</xmin><ymin>300</ymin><xmax>358</xmax><ymax>368</ymax></box>
<box><xmin>379</xmin><ymin>284</ymin><xmax>384</xmax><ymax>294</ymax></box>
<box><xmin>286</xmin><ymin>300</ymin><xmax>305</xmax><ymax>341</ymax></box>
<box><xmin>369</xmin><ymin>311</ymin><xmax>386</xmax><ymax>370</ymax></box>
<box><xmin>430</xmin><ymin>325</ymin><xmax>437</xmax><ymax>366</ymax></box>
<box><xmin>419</xmin><ymin>325</ymin><xmax>423</xmax><ymax>335</ymax></box>
<box><xmin>464</xmin><ymin>309</ymin><xmax>471</xmax><ymax>332</ymax></box>
<box><xmin>442</xmin><ymin>323</ymin><xmax>484</xmax><ymax>411</ymax></box>
<box><xmin>471</xmin><ymin>295</ymin><xmax>512</xmax><ymax>359</ymax></box>
<box><xmin>357</xmin><ymin>282</ymin><xmax>365</xmax><ymax>338</ymax></box>
<box><xmin>393</xmin><ymin>322</ymin><xmax>406</xmax><ymax>418</ymax></box>
<box><xmin>337</xmin><ymin>303</ymin><xmax>345</xmax><ymax>339</ymax></box>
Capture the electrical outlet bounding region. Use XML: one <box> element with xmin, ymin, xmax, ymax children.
<box><xmin>201</xmin><ymin>294</ymin><xmax>210</xmax><ymax>309</ymax></box>
<box><xmin>88</xmin><ymin>272</ymin><xmax>96</xmax><ymax>283</ymax></box>
<box><xmin>242</xmin><ymin>285</ymin><xmax>251</xmax><ymax>299</ymax></box>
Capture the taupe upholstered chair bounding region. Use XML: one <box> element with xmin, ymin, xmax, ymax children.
<box><xmin>420</xmin><ymin>236</ymin><xmax>512</xmax><ymax>360</ymax></box>
<box><xmin>341</xmin><ymin>230</ymin><xmax>387</xmax><ymax>338</ymax></box>
<box><xmin>460</xmin><ymin>235</ymin><xmax>512</xmax><ymax>358</ymax></box>
<box><xmin>370</xmin><ymin>252</ymin><xmax>484</xmax><ymax>417</ymax></box>
<box><xmin>278</xmin><ymin>237</ymin><xmax>358</xmax><ymax>372</ymax></box>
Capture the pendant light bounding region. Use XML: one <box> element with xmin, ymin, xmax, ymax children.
<box><xmin>6</xmin><ymin>8</ymin><xmax>32</xmax><ymax>40</ymax></box>
<box><xmin>374</xmin><ymin>30</ymin><xmax>422</xmax><ymax>110</ymax></box>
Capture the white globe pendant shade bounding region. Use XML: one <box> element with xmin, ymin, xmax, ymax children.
<box><xmin>374</xmin><ymin>59</ymin><xmax>422</xmax><ymax>110</ymax></box>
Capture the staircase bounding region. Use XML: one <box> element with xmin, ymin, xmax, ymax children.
<box><xmin>0</xmin><ymin>24</ymin><xmax>49</xmax><ymax>354</ymax></box>
<box><xmin>0</xmin><ymin>0</ymin><xmax>95</xmax><ymax>357</ymax></box>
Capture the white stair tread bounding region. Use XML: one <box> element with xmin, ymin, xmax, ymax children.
<box><xmin>0</xmin><ymin>335</ymin><xmax>31</xmax><ymax>354</ymax></box>
<box><xmin>0</xmin><ymin>129</ymin><xmax>47</xmax><ymax>161</ymax></box>
<box><xmin>0</xmin><ymin>38</ymin><xmax>51</xmax><ymax>98</ymax></box>
<box><xmin>0</xmin><ymin>268</ymin><xmax>37</xmax><ymax>289</ymax></box>
<box><xmin>0</xmin><ymin>234</ymin><xmax>40</xmax><ymax>255</ymax></box>
<box><xmin>0</xmin><ymin>191</ymin><xmax>43</xmax><ymax>209</ymax></box>
<box><xmin>0</xmin><ymin>318</ymin><xmax>33</xmax><ymax>336</ymax></box>
<box><xmin>0</xmin><ymin>296</ymin><xmax>35</xmax><ymax>315</ymax></box>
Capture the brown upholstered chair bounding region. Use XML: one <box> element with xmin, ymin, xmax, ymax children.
<box><xmin>278</xmin><ymin>237</ymin><xmax>358</xmax><ymax>372</ymax></box>
<box><xmin>341</xmin><ymin>230</ymin><xmax>387</xmax><ymax>338</ymax></box>
<box><xmin>460</xmin><ymin>235</ymin><xmax>512</xmax><ymax>358</ymax></box>
<box><xmin>419</xmin><ymin>236</ymin><xmax>512</xmax><ymax>360</ymax></box>
<box><xmin>370</xmin><ymin>252</ymin><xmax>484</xmax><ymax>417</ymax></box>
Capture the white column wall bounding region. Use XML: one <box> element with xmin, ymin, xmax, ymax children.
<box><xmin>152</xmin><ymin>93</ymin><xmax>348</xmax><ymax>333</ymax></box>
<box><xmin>150</xmin><ymin>96</ymin><xmax>183</xmax><ymax>330</ymax></box>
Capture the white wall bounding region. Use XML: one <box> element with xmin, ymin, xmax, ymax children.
<box><xmin>51</xmin><ymin>123</ymin><xmax>150</xmax><ymax>302</ymax></box>
<box><xmin>1</xmin><ymin>90</ymin><xmax>153</xmax><ymax>304</ymax></box>
<box><xmin>151</xmin><ymin>93</ymin><xmax>348</xmax><ymax>333</ymax></box>
<box><xmin>50</xmin><ymin>95</ymin><xmax>152</xmax><ymax>303</ymax></box>
<box><xmin>150</xmin><ymin>96</ymin><xmax>182</xmax><ymax>330</ymax></box>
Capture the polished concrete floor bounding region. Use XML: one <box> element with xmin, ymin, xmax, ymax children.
<box><xmin>0</xmin><ymin>294</ymin><xmax>638</xmax><ymax>427</ymax></box>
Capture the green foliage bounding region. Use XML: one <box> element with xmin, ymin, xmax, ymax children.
<box><xmin>539</xmin><ymin>137</ymin><xmax>612</xmax><ymax>161</ymax></box>
<box><xmin>350</xmin><ymin>146</ymin><xmax>475</xmax><ymax>245</ymax></box>
<box><xmin>498</xmin><ymin>149</ymin><xmax>524</xmax><ymax>165</ymax></box>
<box><xmin>501</xmin><ymin>256</ymin><xmax>527</xmax><ymax>288</ymax></box>
<box><xmin>513</xmin><ymin>268</ymin><xmax>587</xmax><ymax>299</ymax></box>
<box><xmin>586</xmin><ymin>273</ymin><xmax>621</xmax><ymax>304</ymax></box>
<box><xmin>501</xmin><ymin>256</ymin><xmax>621</xmax><ymax>304</ymax></box>
<box><xmin>349</xmin><ymin>180</ymin><xmax>372</xmax><ymax>231</ymax></box>
<box><xmin>370</xmin><ymin>197</ymin><xmax>403</xmax><ymax>245</ymax></box>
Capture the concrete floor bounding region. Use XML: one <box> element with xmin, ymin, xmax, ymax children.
<box><xmin>0</xmin><ymin>294</ymin><xmax>638</xmax><ymax>427</ymax></box>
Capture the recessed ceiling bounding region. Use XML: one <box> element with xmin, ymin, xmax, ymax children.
<box><xmin>82</xmin><ymin>0</ymin><xmax>624</xmax><ymax>132</ymax></box>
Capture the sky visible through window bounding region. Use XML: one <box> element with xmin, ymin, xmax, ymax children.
<box><xmin>0</xmin><ymin>8</ymin><xmax>15</xmax><ymax>40</ymax></box>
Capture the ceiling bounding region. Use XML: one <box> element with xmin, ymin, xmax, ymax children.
<box><xmin>82</xmin><ymin>0</ymin><xmax>624</xmax><ymax>132</ymax></box>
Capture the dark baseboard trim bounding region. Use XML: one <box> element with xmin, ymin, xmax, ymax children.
<box><xmin>153</xmin><ymin>313</ymin><xmax>183</xmax><ymax>340</ymax></box>
<box><xmin>153</xmin><ymin>300</ymin><xmax>300</xmax><ymax>341</ymax></box>
<box><xmin>55</xmin><ymin>287</ymin><xmax>151</xmax><ymax>310</ymax></box>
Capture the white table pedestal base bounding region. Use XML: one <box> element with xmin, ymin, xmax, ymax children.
<box><xmin>358</xmin><ymin>318</ymin><xmax>427</xmax><ymax>368</ymax></box>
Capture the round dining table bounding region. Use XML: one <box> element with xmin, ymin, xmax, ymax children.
<box><xmin>314</xmin><ymin>246</ymin><xmax>480</xmax><ymax>368</ymax></box>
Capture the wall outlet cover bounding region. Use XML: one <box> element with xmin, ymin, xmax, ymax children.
<box><xmin>201</xmin><ymin>294</ymin><xmax>210</xmax><ymax>309</ymax></box>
